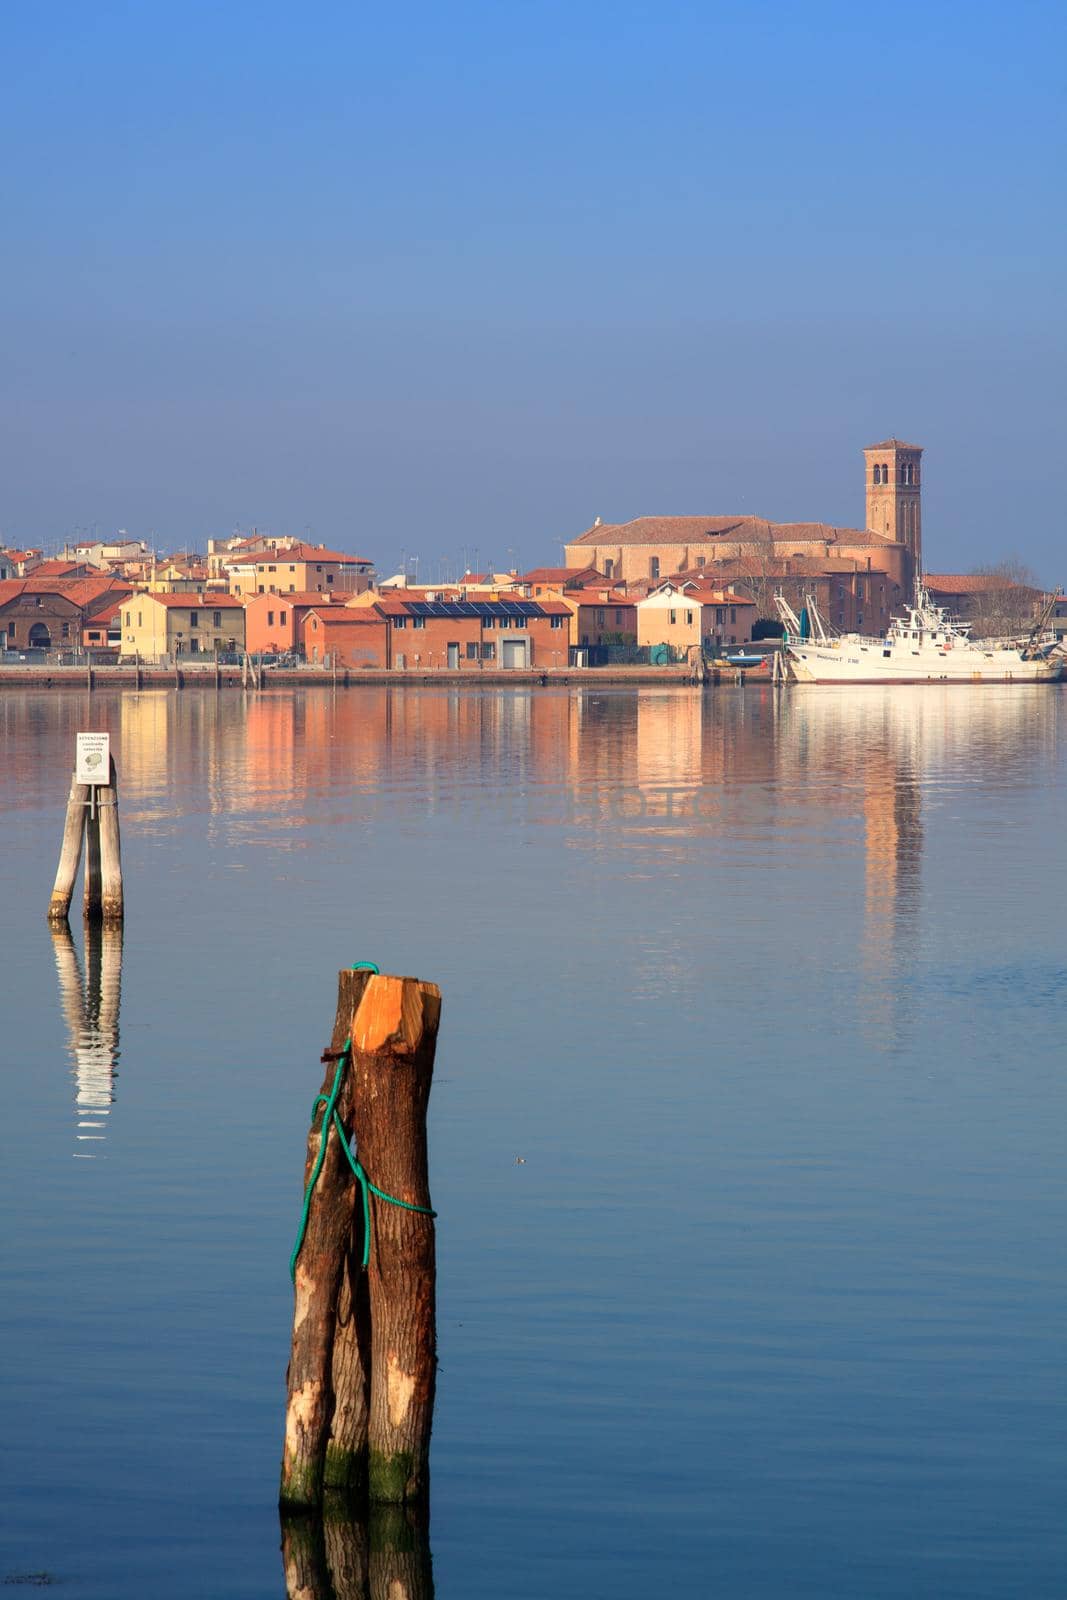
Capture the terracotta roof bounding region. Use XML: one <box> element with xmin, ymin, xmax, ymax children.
<box><xmin>304</xmin><ymin>608</ymin><xmax>383</xmax><ymax>626</ymax></box>
<box><xmin>245</xmin><ymin>589</ymin><xmax>350</xmax><ymax>605</ymax></box>
<box><xmin>568</xmin><ymin>516</ymin><xmax>893</xmax><ymax>548</ymax></box>
<box><xmin>30</xmin><ymin>560</ymin><xmax>87</xmax><ymax>577</ymax></box>
<box><xmin>865</xmin><ymin>438</ymin><xmax>923</xmax><ymax>452</ymax></box>
<box><xmin>0</xmin><ymin>576</ymin><xmax>132</xmax><ymax>609</ymax></box>
<box><xmin>924</xmin><ymin>573</ymin><xmax>1038</xmax><ymax>594</ymax></box>
<box><xmin>225</xmin><ymin>542</ymin><xmax>371</xmax><ymax>567</ymax></box>
<box><xmin>522</xmin><ymin>566</ymin><xmax>600</xmax><ymax>586</ymax></box>
<box><xmin>147</xmin><ymin>592</ymin><xmax>244</xmax><ymax>609</ymax></box>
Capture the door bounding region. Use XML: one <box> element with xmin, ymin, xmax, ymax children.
<box><xmin>447</xmin><ymin>642</ymin><xmax>460</xmax><ymax>669</ymax></box>
<box><xmin>501</xmin><ymin>638</ymin><xmax>528</xmax><ymax>669</ymax></box>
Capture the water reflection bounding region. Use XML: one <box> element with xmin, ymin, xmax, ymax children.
<box><xmin>281</xmin><ymin>1503</ymin><xmax>433</xmax><ymax>1600</ymax></box>
<box><xmin>51</xmin><ymin>920</ymin><xmax>123</xmax><ymax>1156</ymax></box>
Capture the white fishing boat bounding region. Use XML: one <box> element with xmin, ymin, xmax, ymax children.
<box><xmin>775</xmin><ymin>585</ymin><xmax>1063</xmax><ymax>685</ymax></box>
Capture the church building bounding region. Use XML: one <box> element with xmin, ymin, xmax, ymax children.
<box><xmin>562</xmin><ymin>439</ymin><xmax>924</xmax><ymax>627</ymax></box>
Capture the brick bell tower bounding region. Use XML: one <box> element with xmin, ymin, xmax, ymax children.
<box><xmin>864</xmin><ymin>438</ymin><xmax>923</xmax><ymax>577</ymax></box>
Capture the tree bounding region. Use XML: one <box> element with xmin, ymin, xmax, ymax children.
<box><xmin>965</xmin><ymin>559</ymin><xmax>1043</xmax><ymax>639</ymax></box>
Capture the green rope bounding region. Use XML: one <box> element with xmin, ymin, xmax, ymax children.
<box><xmin>288</xmin><ymin>962</ymin><xmax>435</xmax><ymax>1282</ymax></box>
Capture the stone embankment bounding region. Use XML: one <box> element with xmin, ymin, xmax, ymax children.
<box><xmin>0</xmin><ymin>663</ymin><xmax>709</xmax><ymax>690</ymax></box>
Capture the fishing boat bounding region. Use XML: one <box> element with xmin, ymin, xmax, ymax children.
<box><xmin>774</xmin><ymin>584</ymin><xmax>1063</xmax><ymax>685</ymax></box>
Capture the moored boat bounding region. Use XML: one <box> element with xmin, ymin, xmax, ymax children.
<box><xmin>774</xmin><ymin>585</ymin><xmax>1063</xmax><ymax>685</ymax></box>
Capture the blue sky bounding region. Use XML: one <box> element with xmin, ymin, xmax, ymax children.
<box><xmin>2</xmin><ymin>0</ymin><xmax>1064</xmax><ymax>578</ymax></box>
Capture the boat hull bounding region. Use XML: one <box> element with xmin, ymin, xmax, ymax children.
<box><xmin>786</xmin><ymin>642</ymin><xmax>1062</xmax><ymax>685</ymax></box>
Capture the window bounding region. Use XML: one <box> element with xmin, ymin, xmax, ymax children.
<box><xmin>412</xmin><ymin>616</ymin><xmax>425</xmax><ymax>629</ymax></box>
<box><xmin>289</xmin><ymin>565</ymin><xmax>295</xmax><ymax>572</ymax></box>
<box><xmin>190</xmin><ymin>611</ymin><xmax>199</xmax><ymax>627</ymax></box>
<box><xmin>326</xmin><ymin>574</ymin><xmax>334</xmax><ymax>584</ymax></box>
<box><xmin>650</xmin><ymin>557</ymin><xmax>660</xmax><ymax>580</ymax></box>
<box><xmin>137</xmin><ymin>612</ymin><xmax>142</xmax><ymax>627</ymax></box>
<box><xmin>258</xmin><ymin>585</ymin><xmax>265</xmax><ymax>594</ymax></box>
<box><xmin>685</xmin><ymin>610</ymin><xmax>693</xmax><ymax>624</ymax></box>
<box><xmin>267</xmin><ymin>611</ymin><xmax>275</xmax><ymax>626</ymax></box>
<box><xmin>500</xmin><ymin>615</ymin><xmax>511</xmax><ymax>628</ymax></box>
<box><xmin>550</xmin><ymin>615</ymin><xmax>564</xmax><ymax>630</ymax></box>
<box><xmin>466</xmin><ymin>641</ymin><xmax>479</xmax><ymax>659</ymax></box>
<box><xmin>483</xmin><ymin>614</ymin><xmax>494</xmax><ymax>628</ymax></box>
<box><xmin>695</xmin><ymin>555</ymin><xmax>705</xmax><ymax>567</ymax></box>
<box><xmin>213</xmin><ymin>611</ymin><xmax>222</xmax><ymax>627</ymax></box>
<box><xmin>316</xmin><ymin>564</ymin><xmax>322</xmax><ymax>572</ymax></box>
<box><xmin>604</xmin><ymin>560</ymin><xmax>614</xmax><ymax>579</ymax></box>
<box><xmin>268</xmin><ymin>565</ymin><xmax>276</xmax><ymax>573</ymax></box>
<box><xmin>394</xmin><ymin>616</ymin><xmax>407</xmax><ymax>629</ymax></box>
<box><xmin>189</xmin><ymin>637</ymin><xmax>199</xmax><ymax>653</ymax></box>
<box><xmin>289</xmin><ymin>584</ymin><xmax>295</xmax><ymax>592</ymax></box>
<box><xmin>125</xmin><ymin>611</ymin><xmax>131</xmax><ymax>626</ymax></box>
<box><xmin>481</xmin><ymin>642</ymin><xmax>495</xmax><ymax>659</ymax></box>
<box><xmin>716</xmin><ymin>607</ymin><xmax>726</xmax><ymax>624</ymax></box>
<box><xmin>597</xmin><ymin>610</ymin><xmax>605</xmax><ymax>625</ymax></box>
<box><xmin>730</xmin><ymin>608</ymin><xmax>736</xmax><ymax>623</ymax></box>
<box><xmin>615</xmin><ymin>609</ymin><xmax>624</xmax><ymax>624</ymax></box>
<box><xmin>61</xmin><ymin>621</ymin><xmax>69</xmax><ymax>638</ymax></box>
<box><xmin>280</xmin><ymin>611</ymin><xmax>287</xmax><ymax>625</ymax></box>
<box><xmin>669</xmin><ymin>610</ymin><xmax>677</xmax><ymax>625</ymax></box>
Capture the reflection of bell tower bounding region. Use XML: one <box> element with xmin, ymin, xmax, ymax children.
<box><xmin>864</xmin><ymin>438</ymin><xmax>923</xmax><ymax>576</ymax></box>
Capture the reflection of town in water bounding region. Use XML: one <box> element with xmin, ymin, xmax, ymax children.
<box><xmin>14</xmin><ymin>682</ymin><xmax>1058</xmax><ymax>1075</ymax></box>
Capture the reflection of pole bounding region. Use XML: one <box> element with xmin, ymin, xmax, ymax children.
<box><xmin>280</xmin><ymin>1504</ymin><xmax>433</xmax><ymax>1600</ymax></box>
<box><xmin>51</xmin><ymin>920</ymin><xmax>123</xmax><ymax>1155</ymax></box>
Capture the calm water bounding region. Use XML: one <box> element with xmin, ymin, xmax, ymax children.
<box><xmin>2</xmin><ymin>684</ymin><xmax>1065</xmax><ymax>1598</ymax></box>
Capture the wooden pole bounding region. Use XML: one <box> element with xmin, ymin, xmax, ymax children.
<box><xmin>325</xmin><ymin>1240</ymin><xmax>372</xmax><ymax>1491</ymax></box>
<box><xmin>97</xmin><ymin>755</ymin><xmax>124</xmax><ymax>924</ymax></box>
<box><xmin>350</xmin><ymin>975</ymin><xmax>441</xmax><ymax>1504</ymax></box>
<box><xmin>281</xmin><ymin>966</ymin><xmax>375</xmax><ymax>1510</ymax></box>
<box><xmin>48</xmin><ymin>776</ymin><xmax>89</xmax><ymax>924</ymax></box>
<box><xmin>83</xmin><ymin>796</ymin><xmax>102</xmax><ymax>922</ymax></box>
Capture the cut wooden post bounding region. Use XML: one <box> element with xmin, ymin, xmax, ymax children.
<box><xmin>48</xmin><ymin>776</ymin><xmax>89</xmax><ymax>924</ymax></box>
<box><xmin>97</xmin><ymin>755</ymin><xmax>124</xmax><ymax>924</ymax></box>
<box><xmin>281</xmin><ymin>966</ymin><xmax>375</xmax><ymax>1510</ymax></box>
<box><xmin>83</xmin><ymin>800</ymin><xmax>102</xmax><ymax>922</ymax></box>
<box><xmin>350</xmin><ymin>975</ymin><xmax>441</xmax><ymax>1504</ymax></box>
<box><xmin>324</xmin><ymin>1240</ymin><xmax>372</xmax><ymax>1491</ymax></box>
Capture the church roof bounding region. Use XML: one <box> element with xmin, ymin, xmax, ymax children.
<box><xmin>567</xmin><ymin>515</ymin><xmax>896</xmax><ymax>548</ymax></box>
<box><xmin>865</xmin><ymin>438</ymin><xmax>923</xmax><ymax>452</ymax></box>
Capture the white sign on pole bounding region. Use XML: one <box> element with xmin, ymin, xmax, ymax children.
<box><xmin>76</xmin><ymin>732</ymin><xmax>110</xmax><ymax>786</ymax></box>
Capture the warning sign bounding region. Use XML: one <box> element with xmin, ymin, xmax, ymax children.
<box><xmin>76</xmin><ymin>732</ymin><xmax>110</xmax><ymax>786</ymax></box>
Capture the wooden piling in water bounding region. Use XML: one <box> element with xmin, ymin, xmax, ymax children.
<box><xmin>48</xmin><ymin>778</ymin><xmax>90</xmax><ymax>924</ymax></box>
<box><xmin>350</xmin><ymin>976</ymin><xmax>440</xmax><ymax>1504</ymax></box>
<box><xmin>97</xmin><ymin>756</ymin><xmax>124</xmax><ymax>924</ymax></box>
<box><xmin>83</xmin><ymin>802</ymin><xmax>102</xmax><ymax>921</ymax></box>
<box><xmin>281</xmin><ymin>967</ymin><xmax>376</xmax><ymax>1510</ymax></box>
<box><xmin>282</xmin><ymin>968</ymin><xmax>441</xmax><ymax>1510</ymax></box>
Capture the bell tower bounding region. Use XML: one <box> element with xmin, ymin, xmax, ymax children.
<box><xmin>864</xmin><ymin>438</ymin><xmax>923</xmax><ymax>575</ymax></box>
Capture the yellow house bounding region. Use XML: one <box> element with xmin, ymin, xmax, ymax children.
<box><xmin>636</xmin><ymin>582</ymin><xmax>754</xmax><ymax>658</ymax></box>
<box><xmin>119</xmin><ymin>593</ymin><xmax>246</xmax><ymax>660</ymax></box>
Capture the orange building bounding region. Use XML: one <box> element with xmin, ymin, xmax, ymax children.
<box><xmin>243</xmin><ymin>589</ymin><xmax>353</xmax><ymax>654</ymax></box>
<box><xmin>300</xmin><ymin>597</ymin><xmax>571</xmax><ymax>669</ymax></box>
<box><xmin>303</xmin><ymin>608</ymin><xmax>389</xmax><ymax>666</ymax></box>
